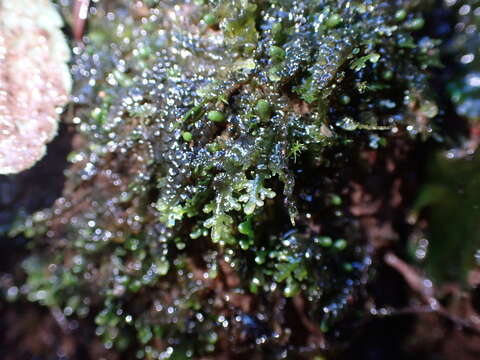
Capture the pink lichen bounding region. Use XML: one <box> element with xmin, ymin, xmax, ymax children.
<box><xmin>0</xmin><ymin>0</ymin><xmax>71</xmax><ymax>174</ymax></box>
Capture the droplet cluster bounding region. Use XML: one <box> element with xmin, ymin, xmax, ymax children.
<box><xmin>9</xmin><ymin>0</ymin><xmax>452</xmax><ymax>357</ymax></box>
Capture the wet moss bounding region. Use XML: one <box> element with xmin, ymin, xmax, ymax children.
<box><xmin>4</xmin><ymin>0</ymin><xmax>456</xmax><ymax>358</ymax></box>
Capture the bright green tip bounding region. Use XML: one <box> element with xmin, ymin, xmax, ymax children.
<box><xmin>269</xmin><ymin>46</ymin><xmax>285</xmax><ymax>61</ymax></box>
<box><xmin>255</xmin><ymin>99</ymin><xmax>271</xmax><ymax>119</ymax></box>
<box><xmin>334</xmin><ymin>239</ymin><xmax>347</xmax><ymax>251</ymax></box>
<box><xmin>182</xmin><ymin>131</ymin><xmax>192</xmax><ymax>142</ymax></box>
<box><xmin>326</xmin><ymin>14</ymin><xmax>342</xmax><ymax>28</ymax></box>
<box><xmin>405</xmin><ymin>17</ymin><xmax>425</xmax><ymax>31</ymax></box>
<box><xmin>207</xmin><ymin>110</ymin><xmax>225</xmax><ymax>122</ymax></box>
<box><xmin>203</xmin><ymin>13</ymin><xmax>217</xmax><ymax>27</ymax></box>
<box><xmin>394</xmin><ymin>9</ymin><xmax>407</xmax><ymax>22</ymax></box>
<box><xmin>340</xmin><ymin>95</ymin><xmax>351</xmax><ymax>105</ymax></box>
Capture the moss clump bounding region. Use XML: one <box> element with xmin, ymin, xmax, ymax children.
<box><xmin>6</xmin><ymin>0</ymin><xmax>450</xmax><ymax>358</ymax></box>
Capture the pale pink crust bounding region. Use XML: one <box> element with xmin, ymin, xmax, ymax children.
<box><xmin>0</xmin><ymin>0</ymin><xmax>70</xmax><ymax>174</ymax></box>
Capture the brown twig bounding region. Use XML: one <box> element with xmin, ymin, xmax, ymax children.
<box><xmin>384</xmin><ymin>252</ymin><xmax>437</xmax><ymax>307</ymax></box>
<box><xmin>383</xmin><ymin>252</ymin><xmax>480</xmax><ymax>335</ymax></box>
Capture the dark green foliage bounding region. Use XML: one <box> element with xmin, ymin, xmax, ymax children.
<box><xmin>412</xmin><ymin>0</ymin><xmax>480</xmax><ymax>284</ymax></box>
<box><xmin>414</xmin><ymin>152</ymin><xmax>480</xmax><ymax>283</ymax></box>
<box><xmin>4</xmin><ymin>0</ymin><xmax>453</xmax><ymax>358</ymax></box>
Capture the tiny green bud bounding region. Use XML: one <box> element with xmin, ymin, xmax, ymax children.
<box><xmin>271</xmin><ymin>22</ymin><xmax>285</xmax><ymax>43</ymax></box>
<box><xmin>382</xmin><ymin>69</ymin><xmax>394</xmax><ymax>81</ymax></box>
<box><xmin>129</xmin><ymin>280</ymin><xmax>142</xmax><ymax>293</ymax></box>
<box><xmin>255</xmin><ymin>252</ymin><xmax>266</xmax><ymax>265</ymax></box>
<box><xmin>272</xmin><ymin>22</ymin><xmax>282</xmax><ymax>35</ymax></box>
<box><xmin>176</xmin><ymin>241</ymin><xmax>186</xmax><ymax>250</ymax></box>
<box><xmin>326</xmin><ymin>14</ymin><xmax>342</xmax><ymax>28</ymax></box>
<box><xmin>255</xmin><ymin>99</ymin><xmax>271</xmax><ymax>119</ymax></box>
<box><xmin>269</xmin><ymin>45</ymin><xmax>285</xmax><ymax>61</ymax></box>
<box><xmin>238</xmin><ymin>220</ymin><xmax>254</xmax><ymax>238</ymax></box>
<box><xmin>268</xmin><ymin>65</ymin><xmax>282</xmax><ymax>82</ymax></box>
<box><xmin>207</xmin><ymin>142</ymin><xmax>220</xmax><ymax>152</ymax></box>
<box><xmin>239</xmin><ymin>239</ymin><xmax>251</xmax><ymax>250</ymax></box>
<box><xmin>207</xmin><ymin>110</ymin><xmax>225</xmax><ymax>122</ymax></box>
<box><xmin>203</xmin><ymin>13</ymin><xmax>217</xmax><ymax>27</ymax></box>
<box><xmin>320</xmin><ymin>320</ymin><xmax>329</xmax><ymax>333</ymax></box>
<box><xmin>330</xmin><ymin>194</ymin><xmax>342</xmax><ymax>205</ymax></box>
<box><xmin>369</xmin><ymin>53</ymin><xmax>381</xmax><ymax>63</ymax></box>
<box><xmin>316</xmin><ymin>236</ymin><xmax>332</xmax><ymax>247</ymax></box>
<box><xmin>343</xmin><ymin>263</ymin><xmax>353</xmax><ymax>272</ymax></box>
<box><xmin>405</xmin><ymin>17</ymin><xmax>425</xmax><ymax>31</ymax></box>
<box><xmin>340</xmin><ymin>95</ymin><xmax>351</xmax><ymax>105</ymax></box>
<box><xmin>137</xmin><ymin>46</ymin><xmax>152</xmax><ymax>58</ymax></box>
<box><xmin>394</xmin><ymin>9</ymin><xmax>407</xmax><ymax>22</ymax></box>
<box><xmin>334</xmin><ymin>238</ymin><xmax>347</xmax><ymax>251</ymax></box>
<box><xmin>182</xmin><ymin>131</ymin><xmax>192</xmax><ymax>142</ymax></box>
<box><xmin>284</xmin><ymin>281</ymin><xmax>300</xmax><ymax>297</ymax></box>
<box><xmin>250</xmin><ymin>278</ymin><xmax>260</xmax><ymax>294</ymax></box>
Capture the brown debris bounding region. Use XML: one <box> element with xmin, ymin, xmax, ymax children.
<box><xmin>384</xmin><ymin>252</ymin><xmax>480</xmax><ymax>337</ymax></box>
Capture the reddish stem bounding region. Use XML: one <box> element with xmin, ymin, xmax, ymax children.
<box><xmin>73</xmin><ymin>0</ymin><xmax>90</xmax><ymax>42</ymax></box>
